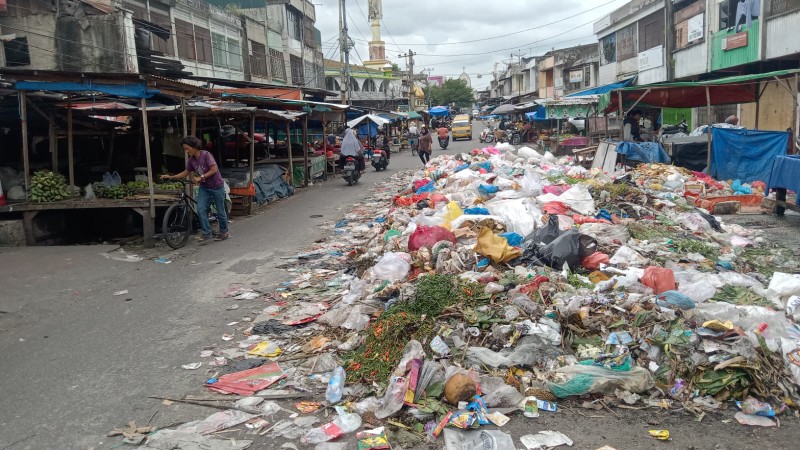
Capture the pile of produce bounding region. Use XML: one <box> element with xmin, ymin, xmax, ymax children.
<box><xmin>29</xmin><ymin>171</ymin><xmax>71</xmax><ymax>203</ymax></box>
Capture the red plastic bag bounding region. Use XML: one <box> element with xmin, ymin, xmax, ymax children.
<box><xmin>543</xmin><ymin>184</ymin><xmax>570</xmax><ymax>196</ymax></box>
<box><xmin>641</xmin><ymin>267</ymin><xmax>676</xmax><ymax>294</ymax></box>
<box><xmin>543</xmin><ymin>201</ymin><xmax>569</xmax><ymax>215</ymax></box>
<box><xmin>429</xmin><ymin>193</ymin><xmax>449</xmax><ymax>208</ymax></box>
<box><xmin>414</xmin><ymin>179</ymin><xmax>432</xmax><ymax>191</ymax></box>
<box><xmin>408</xmin><ymin>225</ymin><xmax>457</xmax><ymax>251</ymax></box>
<box><xmin>582</xmin><ymin>252</ymin><xmax>610</xmax><ymax>270</ymax></box>
<box><xmin>572</xmin><ymin>214</ymin><xmax>611</xmax><ymax>225</ymax></box>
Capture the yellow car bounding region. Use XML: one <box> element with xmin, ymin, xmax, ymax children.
<box><xmin>451</xmin><ymin>115</ymin><xmax>473</xmax><ymax>141</ymax></box>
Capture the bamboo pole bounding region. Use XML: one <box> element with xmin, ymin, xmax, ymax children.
<box><xmin>302</xmin><ymin>114</ymin><xmax>309</xmax><ymax>186</ymax></box>
<box><xmin>705</xmin><ymin>86</ymin><xmax>712</xmax><ymax>171</ymax></box>
<box><xmin>67</xmin><ymin>96</ymin><xmax>75</xmax><ymax>189</ymax></box>
<box><xmin>19</xmin><ymin>92</ymin><xmax>30</xmax><ymax>192</ymax></box>
<box><xmin>286</xmin><ymin>121</ymin><xmax>294</xmax><ymax>187</ymax></box>
<box><xmin>49</xmin><ymin>112</ymin><xmax>58</xmax><ymax>172</ymax></box>
<box><xmin>141</xmin><ymin>98</ymin><xmax>156</xmax><ymax>220</ymax></box>
<box><xmin>249</xmin><ymin>113</ymin><xmax>255</xmax><ymax>186</ymax></box>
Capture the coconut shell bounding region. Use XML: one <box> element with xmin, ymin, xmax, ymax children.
<box><xmin>444</xmin><ymin>373</ymin><xmax>478</xmax><ymax>405</ymax></box>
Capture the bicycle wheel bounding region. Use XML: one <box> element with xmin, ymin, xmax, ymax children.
<box><xmin>162</xmin><ymin>202</ymin><xmax>192</xmax><ymax>249</ymax></box>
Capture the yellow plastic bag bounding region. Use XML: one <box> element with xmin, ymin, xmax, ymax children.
<box><xmin>441</xmin><ymin>201</ymin><xmax>464</xmax><ymax>230</ymax></box>
<box><xmin>248</xmin><ymin>341</ymin><xmax>283</xmax><ymax>358</ymax></box>
<box><xmin>473</xmin><ymin>227</ymin><xmax>522</xmax><ymax>264</ymax></box>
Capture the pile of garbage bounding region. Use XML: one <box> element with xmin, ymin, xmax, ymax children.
<box><xmin>135</xmin><ymin>144</ymin><xmax>800</xmax><ymax>449</ymax></box>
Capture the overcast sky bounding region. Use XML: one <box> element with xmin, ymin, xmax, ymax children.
<box><xmin>313</xmin><ymin>0</ymin><xmax>629</xmax><ymax>90</ymax></box>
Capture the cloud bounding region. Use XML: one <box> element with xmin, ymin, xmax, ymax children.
<box><xmin>314</xmin><ymin>0</ymin><xmax>629</xmax><ymax>90</ymax></box>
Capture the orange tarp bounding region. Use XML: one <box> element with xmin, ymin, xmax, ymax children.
<box><xmin>222</xmin><ymin>88</ymin><xmax>302</xmax><ymax>100</ymax></box>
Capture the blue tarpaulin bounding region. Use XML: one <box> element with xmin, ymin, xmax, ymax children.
<box><xmin>567</xmin><ymin>78</ymin><xmax>634</xmax><ymax>97</ymax></box>
<box><xmin>615</xmin><ymin>141</ymin><xmax>670</xmax><ymax>163</ymax></box>
<box><xmin>429</xmin><ymin>106</ymin><xmax>450</xmax><ymax>117</ymax></box>
<box><xmin>526</xmin><ymin>107</ymin><xmax>547</xmax><ymax>121</ymax></box>
<box><xmin>15</xmin><ymin>81</ymin><xmax>159</xmax><ymax>99</ymax></box>
<box><xmin>766</xmin><ymin>155</ymin><xmax>800</xmax><ymax>205</ymax></box>
<box><xmin>710</xmin><ymin>128</ymin><xmax>789</xmax><ymax>183</ymax></box>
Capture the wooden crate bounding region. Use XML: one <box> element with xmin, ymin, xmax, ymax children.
<box><xmin>230</xmin><ymin>195</ymin><xmax>253</xmax><ymax>216</ymax></box>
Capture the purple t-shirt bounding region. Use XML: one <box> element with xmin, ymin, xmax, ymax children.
<box><xmin>186</xmin><ymin>151</ymin><xmax>224</xmax><ymax>189</ymax></box>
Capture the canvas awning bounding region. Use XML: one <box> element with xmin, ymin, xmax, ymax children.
<box><xmin>429</xmin><ymin>106</ymin><xmax>450</xmax><ymax>116</ymax></box>
<box><xmin>347</xmin><ymin>114</ymin><xmax>391</xmax><ymax>128</ymax></box>
<box><xmin>567</xmin><ymin>78</ymin><xmax>634</xmax><ymax>97</ymax></box>
<box><xmin>491</xmin><ymin>104</ymin><xmax>516</xmax><ymax>115</ymax></box>
<box><xmin>600</xmin><ymin>69</ymin><xmax>800</xmax><ymax>113</ymax></box>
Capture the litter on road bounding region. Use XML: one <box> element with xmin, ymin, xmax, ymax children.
<box><xmin>128</xmin><ymin>142</ymin><xmax>800</xmax><ymax>449</ymax></box>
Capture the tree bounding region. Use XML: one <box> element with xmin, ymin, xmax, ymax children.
<box><xmin>424</xmin><ymin>79</ymin><xmax>475</xmax><ymax>108</ymax></box>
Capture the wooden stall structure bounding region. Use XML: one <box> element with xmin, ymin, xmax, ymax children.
<box><xmin>0</xmin><ymin>70</ymin><xmax>209</xmax><ymax>247</ymax></box>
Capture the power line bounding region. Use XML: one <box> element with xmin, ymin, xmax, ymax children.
<box><xmin>344</xmin><ymin>0</ymin><xmax>624</xmax><ymax>47</ymax></box>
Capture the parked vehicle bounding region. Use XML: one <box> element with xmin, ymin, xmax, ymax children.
<box><xmin>371</xmin><ymin>149</ymin><xmax>389</xmax><ymax>171</ymax></box>
<box><xmin>480</xmin><ymin>126</ymin><xmax>496</xmax><ymax>143</ymax></box>
<box><xmin>343</xmin><ymin>156</ymin><xmax>361</xmax><ymax>186</ymax></box>
<box><xmin>451</xmin><ymin>114</ymin><xmax>473</xmax><ymax>141</ymax></box>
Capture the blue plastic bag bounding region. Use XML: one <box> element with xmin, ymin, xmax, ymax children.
<box><xmin>499</xmin><ymin>232</ymin><xmax>523</xmax><ymax>247</ymax></box>
<box><xmin>416</xmin><ymin>181</ymin><xmax>435</xmax><ymax>193</ymax></box>
<box><xmin>478</xmin><ymin>184</ymin><xmax>500</xmax><ymax>196</ymax></box>
<box><xmin>473</xmin><ymin>162</ymin><xmax>492</xmax><ymax>172</ymax></box>
<box><xmin>455</xmin><ymin>163</ymin><xmax>470</xmax><ymax>172</ymax></box>
<box><xmin>463</xmin><ymin>207</ymin><xmax>490</xmax><ymax>215</ymax></box>
<box><xmin>655</xmin><ymin>290</ymin><xmax>696</xmax><ymax>310</ymax></box>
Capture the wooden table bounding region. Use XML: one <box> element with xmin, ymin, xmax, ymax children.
<box><xmin>0</xmin><ymin>197</ymin><xmax>174</xmax><ymax>247</ymax></box>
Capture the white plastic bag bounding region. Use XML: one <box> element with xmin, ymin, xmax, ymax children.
<box><xmin>371</xmin><ymin>252</ymin><xmax>411</xmax><ymax>282</ymax></box>
<box><xmin>342</xmin><ymin>278</ymin><xmax>367</xmax><ymax>305</ymax></box>
<box><xmin>609</xmin><ymin>246</ymin><xmax>647</xmax><ymax>266</ymax></box>
<box><xmin>84</xmin><ymin>183</ymin><xmax>96</xmax><ymax>200</ymax></box>
<box><xmin>486</xmin><ymin>198</ymin><xmax>541</xmax><ymax>237</ymax></box>
<box><xmin>579</xmin><ymin>223</ymin><xmax>630</xmax><ymax>246</ymax></box>
<box><xmin>520</xmin><ymin>170</ymin><xmax>545</xmax><ymax>196</ymax></box>
<box><xmin>768</xmin><ymin>273</ymin><xmax>800</xmax><ymax>302</ymax></box>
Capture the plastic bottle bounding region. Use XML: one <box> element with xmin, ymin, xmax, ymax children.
<box><xmin>325</xmin><ymin>366</ymin><xmax>346</xmax><ymax>404</ymax></box>
<box><xmin>301</xmin><ymin>406</ymin><xmax>362</xmax><ymax>444</ymax></box>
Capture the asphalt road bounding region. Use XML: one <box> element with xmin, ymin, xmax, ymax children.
<box><xmin>3</xmin><ymin>128</ymin><xmax>799</xmax><ymax>450</ymax></box>
<box><xmin>0</xmin><ymin>130</ymin><xmax>477</xmax><ymax>450</ymax></box>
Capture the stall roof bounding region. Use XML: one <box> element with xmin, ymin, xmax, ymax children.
<box><xmin>347</xmin><ymin>114</ymin><xmax>391</xmax><ymax>128</ymax></box>
<box><xmin>567</xmin><ymin>78</ymin><xmax>634</xmax><ymax>97</ymax></box>
<box><xmin>600</xmin><ymin>69</ymin><xmax>800</xmax><ymax>112</ymax></box>
<box><xmin>219</xmin><ymin>92</ymin><xmax>349</xmax><ymax>112</ymax></box>
<box><xmin>63</xmin><ymin>100</ymin><xmax>305</xmax><ymax>121</ymax></box>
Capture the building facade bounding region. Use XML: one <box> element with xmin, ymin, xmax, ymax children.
<box><xmin>0</xmin><ymin>0</ymin><xmax>324</xmax><ymax>89</ymax></box>
<box><xmin>323</xmin><ymin>58</ymin><xmax>403</xmax><ymax>110</ymax></box>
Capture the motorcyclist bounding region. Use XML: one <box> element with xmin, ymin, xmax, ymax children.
<box><xmin>339</xmin><ymin>128</ymin><xmax>365</xmax><ymax>173</ymax></box>
<box><xmin>376</xmin><ymin>130</ymin><xmax>390</xmax><ymax>161</ymax></box>
<box><xmin>437</xmin><ymin>125</ymin><xmax>449</xmax><ymax>147</ymax></box>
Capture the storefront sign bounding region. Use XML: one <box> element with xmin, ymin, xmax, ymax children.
<box><xmin>688</xmin><ymin>13</ymin><xmax>704</xmax><ymax>42</ymax></box>
<box><xmin>569</xmin><ymin>70</ymin><xmax>584</xmax><ymax>83</ymax></box>
<box><xmin>638</xmin><ymin>45</ymin><xmax>663</xmax><ymax>71</ymax></box>
<box><xmin>723</xmin><ymin>32</ymin><xmax>748</xmax><ymax>51</ymax></box>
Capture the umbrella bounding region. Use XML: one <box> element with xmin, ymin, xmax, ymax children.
<box><xmin>429</xmin><ymin>106</ymin><xmax>450</xmax><ymax>117</ymax></box>
<box><xmin>491</xmin><ymin>104</ymin><xmax>516</xmax><ymax>115</ymax></box>
<box><xmin>347</xmin><ymin>114</ymin><xmax>391</xmax><ymax>128</ymax></box>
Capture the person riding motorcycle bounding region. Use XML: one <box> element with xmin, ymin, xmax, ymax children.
<box><xmin>339</xmin><ymin>128</ymin><xmax>365</xmax><ymax>173</ymax></box>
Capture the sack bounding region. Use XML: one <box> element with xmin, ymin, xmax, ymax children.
<box><xmin>474</xmin><ymin>227</ymin><xmax>522</xmax><ymax>264</ymax></box>
<box><xmin>548</xmin><ymin>364</ymin><xmax>653</xmax><ymax>398</ymax></box>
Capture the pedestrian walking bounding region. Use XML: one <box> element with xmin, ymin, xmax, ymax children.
<box><xmin>418</xmin><ymin>127</ymin><xmax>433</xmax><ymax>167</ymax></box>
<box><xmin>161</xmin><ymin>136</ymin><xmax>229</xmax><ymax>242</ymax></box>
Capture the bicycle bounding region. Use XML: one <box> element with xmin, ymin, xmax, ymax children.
<box><xmin>162</xmin><ymin>180</ymin><xmax>199</xmax><ymax>249</ymax></box>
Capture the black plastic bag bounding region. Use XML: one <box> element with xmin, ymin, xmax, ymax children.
<box><xmin>537</xmin><ymin>230</ymin><xmax>598</xmax><ymax>269</ymax></box>
<box><xmin>531</xmin><ymin>215</ymin><xmax>562</xmax><ymax>245</ymax></box>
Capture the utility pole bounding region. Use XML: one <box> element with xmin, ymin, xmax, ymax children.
<box><xmin>339</xmin><ymin>0</ymin><xmax>351</xmax><ymax>104</ymax></box>
<box><xmin>338</xmin><ymin>0</ymin><xmax>345</xmax><ymax>103</ymax></box>
<box><xmin>398</xmin><ymin>49</ymin><xmax>415</xmax><ymax>111</ymax></box>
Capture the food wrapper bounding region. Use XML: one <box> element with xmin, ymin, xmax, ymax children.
<box><xmin>467</xmin><ymin>395</ymin><xmax>489</xmax><ymax>425</ymax></box>
<box><xmin>295</xmin><ymin>401</ymin><xmax>321</xmax><ymax>413</ymax></box>
<box><xmin>432</xmin><ymin>411</ymin><xmax>453</xmax><ymax>437</ymax></box>
<box><xmin>648</xmin><ymin>430</ymin><xmax>670</xmax><ymax>440</ymax></box>
<box><xmin>247</xmin><ymin>341</ymin><xmax>282</xmax><ymax>358</ymax></box>
<box><xmin>448</xmin><ymin>411</ymin><xmax>477</xmax><ymax>429</ymax></box>
<box><xmin>486</xmin><ymin>411</ymin><xmax>510</xmax><ymax>427</ymax></box>
<box><xmin>357</xmin><ymin>427</ymin><xmax>391</xmax><ymax>450</ymax></box>
<box><xmin>404</xmin><ymin>359</ymin><xmax>423</xmax><ymax>405</ymax></box>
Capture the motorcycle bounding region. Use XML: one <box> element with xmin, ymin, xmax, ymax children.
<box><xmin>438</xmin><ymin>135</ymin><xmax>450</xmax><ymax>150</ymax></box>
<box><xmin>343</xmin><ymin>156</ymin><xmax>361</xmax><ymax>186</ymax></box>
<box><xmin>507</xmin><ymin>129</ymin><xmax>522</xmax><ymax>145</ymax></box>
<box><xmin>480</xmin><ymin>126</ymin><xmax>495</xmax><ymax>143</ymax></box>
<box><xmin>371</xmin><ymin>149</ymin><xmax>389</xmax><ymax>171</ymax></box>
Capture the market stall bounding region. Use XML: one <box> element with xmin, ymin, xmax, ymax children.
<box><xmin>0</xmin><ymin>70</ymin><xmax>209</xmax><ymax>247</ymax></box>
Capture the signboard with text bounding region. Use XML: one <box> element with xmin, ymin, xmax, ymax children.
<box><xmin>638</xmin><ymin>45</ymin><xmax>663</xmax><ymax>71</ymax></box>
<box><xmin>688</xmin><ymin>13</ymin><xmax>704</xmax><ymax>42</ymax></box>
<box><xmin>723</xmin><ymin>32</ymin><xmax>748</xmax><ymax>51</ymax></box>
<box><xmin>569</xmin><ymin>70</ymin><xmax>583</xmax><ymax>83</ymax></box>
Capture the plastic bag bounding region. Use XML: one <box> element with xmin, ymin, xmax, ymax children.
<box><xmin>442</xmin><ymin>201</ymin><xmax>464</xmax><ymax>227</ymax></box>
<box><xmin>674</xmin><ymin>270</ymin><xmax>718</xmax><ymax>302</ymax></box>
<box><xmin>466</xmin><ymin>347</ymin><xmax>511</xmax><ymax>368</ymax></box>
<box><xmin>520</xmin><ymin>170</ymin><xmax>544</xmax><ymax>196</ymax></box>
<box><xmin>478</xmin><ymin>184</ymin><xmax>500</xmax><ymax>196</ymax></box>
<box><xmin>341</xmin><ymin>306</ymin><xmax>370</xmax><ymax>331</ymax></box>
<box><xmin>767</xmin><ymin>273</ymin><xmax>800</xmax><ymax>301</ymax></box>
<box><xmin>579</xmin><ymin>223</ymin><xmax>631</xmax><ymax>246</ymax></box>
<box><xmin>395</xmin><ymin>340</ymin><xmax>425</xmax><ymax>376</ymax></box>
<box><xmin>372</xmin><ymin>252</ymin><xmax>411</xmax><ymax>282</ymax></box>
<box><xmin>342</xmin><ymin>278</ymin><xmax>367</xmax><ymax>305</ymax></box>
<box><xmin>641</xmin><ymin>267</ymin><xmax>676</xmax><ymax>295</ymax></box>
<box><xmin>609</xmin><ymin>246</ymin><xmax>647</xmax><ymax>266</ymax></box>
<box><xmin>408</xmin><ymin>226</ymin><xmax>457</xmax><ymax>251</ymax></box>
<box><xmin>474</xmin><ymin>227</ymin><xmax>522</xmax><ymax>264</ymax></box>
<box><xmin>480</xmin><ymin>376</ymin><xmax>525</xmax><ymax>408</ymax></box>
<box><xmin>463</xmin><ymin>207</ymin><xmax>490</xmax><ymax>215</ymax></box>
<box><xmin>548</xmin><ymin>364</ymin><xmax>653</xmax><ymax>398</ymax></box>
<box><xmin>582</xmin><ymin>252</ymin><xmax>609</xmax><ymax>270</ymax></box>
<box><xmin>531</xmin><ymin>215</ymin><xmax>562</xmax><ymax>245</ymax></box>
<box><xmin>84</xmin><ymin>183</ymin><xmax>96</xmax><ymax>200</ymax></box>
<box><xmin>655</xmin><ymin>290</ymin><xmax>696</xmax><ymax>310</ymax></box>
<box><xmin>518</xmin><ymin>146</ymin><xmax>543</xmax><ymax>161</ymax></box>
<box><xmin>499</xmin><ymin>232</ymin><xmax>523</xmax><ymax>247</ymax></box>
<box><xmin>375</xmin><ymin>376</ymin><xmax>409</xmax><ymax>419</ymax></box>
<box><xmin>486</xmin><ymin>198</ymin><xmax>541</xmax><ymax>237</ymax></box>
<box><xmin>537</xmin><ymin>230</ymin><xmax>597</xmax><ymax>269</ymax></box>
